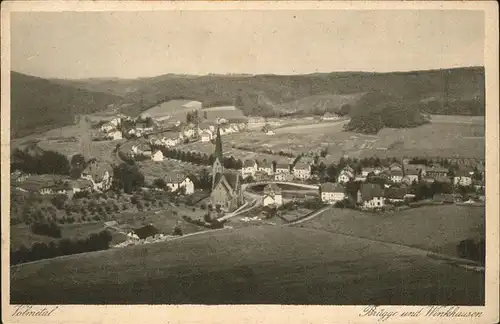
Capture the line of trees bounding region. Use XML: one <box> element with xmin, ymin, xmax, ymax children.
<box><xmin>11</xmin><ymin>148</ymin><xmax>70</xmax><ymax>175</ymax></box>
<box><xmin>10</xmin><ymin>230</ymin><xmax>113</xmax><ymax>265</ymax></box>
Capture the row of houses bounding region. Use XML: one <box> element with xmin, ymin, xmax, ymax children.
<box><xmin>12</xmin><ymin>160</ymin><xmax>114</xmax><ymax>196</ymax></box>
<box><xmin>336</xmin><ymin>163</ymin><xmax>482</xmax><ymax>187</ymax></box>
<box><xmin>241</xmin><ymin>159</ymin><xmax>312</xmax><ymax>181</ymax></box>
<box><xmin>241</xmin><ymin>158</ymin><xmax>482</xmax><ymax>188</ymax></box>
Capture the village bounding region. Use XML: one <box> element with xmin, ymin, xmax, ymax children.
<box><xmin>10</xmin><ymin>97</ymin><xmax>486</xmax><ymax>263</ymax></box>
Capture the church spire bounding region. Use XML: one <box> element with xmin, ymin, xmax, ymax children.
<box><xmin>214</xmin><ymin>126</ymin><xmax>223</xmax><ymax>162</ymax></box>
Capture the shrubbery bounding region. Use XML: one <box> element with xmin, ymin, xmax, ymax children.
<box><xmin>10</xmin><ymin>230</ymin><xmax>113</xmax><ymax>265</ymax></box>
<box><xmin>30</xmin><ymin>221</ymin><xmax>62</xmax><ymax>238</ymax></box>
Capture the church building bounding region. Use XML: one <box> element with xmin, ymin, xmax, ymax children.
<box><xmin>210</xmin><ymin>126</ymin><xmax>244</xmax><ymax>211</ymax></box>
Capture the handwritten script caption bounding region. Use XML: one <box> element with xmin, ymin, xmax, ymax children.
<box><xmin>359</xmin><ymin>306</ymin><xmax>483</xmax><ymax>322</ymax></box>
<box><xmin>12</xmin><ymin>305</ymin><xmax>59</xmax><ymax>317</ymax></box>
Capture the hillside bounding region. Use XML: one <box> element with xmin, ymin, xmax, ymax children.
<box><xmin>13</xmin><ymin>67</ymin><xmax>484</xmax><ymax>137</ymax></box>
<box><xmin>11</xmin><ymin>226</ymin><xmax>484</xmax><ymax>305</ymax></box>
<box><xmin>11</xmin><ymin>72</ymin><xmax>124</xmax><ymax>138</ymax></box>
<box><xmin>55</xmin><ymin>67</ymin><xmax>485</xmax><ymax>118</ymax></box>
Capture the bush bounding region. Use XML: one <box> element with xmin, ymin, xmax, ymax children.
<box><xmin>457</xmin><ymin>238</ymin><xmax>485</xmax><ymax>264</ymax></box>
<box><xmin>30</xmin><ymin>221</ymin><xmax>61</xmax><ymax>238</ymax></box>
<box><xmin>172</xmin><ymin>226</ymin><xmax>183</xmax><ymax>236</ymax></box>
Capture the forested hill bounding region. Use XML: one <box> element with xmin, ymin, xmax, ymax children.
<box><xmin>55</xmin><ymin>66</ymin><xmax>485</xmax><ymax>118</ymax></box>
<box><xmin>12</xmin><ymin>67</ymin><xmax>484</xmax><ymax>138</ymax></box>
<box><xmin>11</xmin><ymin>72</ymin><xmax>123</xmax><ymax>138</ymax></box>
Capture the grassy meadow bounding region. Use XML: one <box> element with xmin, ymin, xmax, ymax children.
<box><xmin>10</xmin><ymin>226</ymin><xmax>484</xmax><ymax>305</ymax></box>
<box><xmin>296</xmin><ymin>205</ymin><xmax>485</xmax><ymax>258</ymax></box>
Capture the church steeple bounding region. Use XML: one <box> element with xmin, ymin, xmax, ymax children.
<box><xmin>214</xmin><ymin>126</ymin><xmax>223</xmax><ymax>162</ymax></box>
<box><xmin>212</xmin><ymin>126</ymin><xmax>224</xmax><ymax>189</ymax></box>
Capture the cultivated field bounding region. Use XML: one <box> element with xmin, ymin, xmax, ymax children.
<box><xmin>12</xmin><ymin>122</ymin><xmax>123</xmax><ymax>163</ymax></box>
<box><xmin>297</xmin><ymin>205</ymin><xmax>485</xmax><ymax>259</ymax></box>
<box><xmin>179</xmin><ymin>116</ymin><xmax>484</xmax><ymax>163</ymax></box>
<box><xmin>10</xmin><ymin>226</ymin><xmax>484</xmax><ymax>305</ymax></box>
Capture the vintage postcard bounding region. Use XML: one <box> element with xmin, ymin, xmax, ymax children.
<box><xmin>1</xmin><ymin>1</ymin><xmax>499</xmax><ymax>324</ymax></box>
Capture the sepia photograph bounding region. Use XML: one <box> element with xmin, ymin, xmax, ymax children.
<box><xmin>1</xmin><ymin>1</ymin><xmax>499</xmax><ymax>323</ymax></box>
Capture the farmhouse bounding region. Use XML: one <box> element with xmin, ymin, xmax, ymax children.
<box><xmin>100</xmin><ymin>123</ymin><xmax>115</xmax><ymax>132</ymax></box>
<box><xmin>389</xmin><ymin>162</ymin><xmax>403</xmax><ymax>172</ymax></box>
<box><xmin>454</xmin><ymin>169</ymin><xmax>473</xmax><ymax>186</ymax></box>
<box><xmin>107</xmin><ymin>130</ymin><xmax>123</xmax><ymax>141</ymax></box>
<box><xmin>241</xmin><ymin>159</ymin><xmax>259</xmax><ymax>179</ymax></box>
<box><xmin>71</xmin><ymin>179</ymin><xmax>93</xmax><ymax>193</ymax></box>
<box><xmin>210</xmin><ymin>127</ymin><xmax>244</xmax><ymax>211</ymax></box>
<box><xmin>163</xmin><ymin>137</ymin><xmax>179</xmax><ymax>147</ymax></box>
<box><xmin>425</xmin><ymin>166</ymin><xmax>449</xmax><ymax>178</ymax></box>
<box><xmin>338</xmin><ymin>167</ymin><xmax>355</xmax><ymax>184</ymax></box>
<box><xmin>320</xmin><ymin>182</ymin><xmax>346</xmax><ymax>204</ymax></box>
<box><xmin>389</xmin><ymin>169</ymin><xmax>404</xmax><ymax>183</ymax></box>
<box><xmin>200</xmin><ymin>131</ymin><xmax>212</xmax><ymax>143</ymax></box>
<box><xmin>293</xmin><ymin>162</ymin><xmax>311</xmax><ymax>180</ymax></box>
<box><xmin>357</xmin><ymin>183</ymin><xmax>385</xmax><ymax>209</ymax></box>
<box><xmin>151</xmin><ymin>150</ymin><xmax>164</xmax><ymax>162</ymax></box>
<box><xmin>164</xmin><ymin>172</ymin><xmax>194</xmax><ymax>195</ymax></box>
<box><xmin>262</xmin><ymin>183</ymin><xmax>283</xmax><ymax>207</ymax></box>
<box><xmin>81</xmin><ymin>160</ymin><xmax>113</xmax><ymax>192</ymax></box>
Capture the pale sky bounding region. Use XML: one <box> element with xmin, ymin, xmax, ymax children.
<box><xmin>10</xmin><ymin>10</ymin><xmax>484</xmax><ymax>79</ymax></box>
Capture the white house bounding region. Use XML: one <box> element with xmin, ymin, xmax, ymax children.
<box><xmin>320</xmin><ymin>182</ymin><xmax>346</xmax><ymax>204</ymax></box>
<box><xmin>200</xmin><ymin>131</ymin><xmax>212</xmax><ymax>143</ymax></box>
<box><xmin>321</xmin><ymin>112</ymin><xmax>341</xmax><ymax>121</ymax></box>
<box><xmin>293</xmin><ymin>162</ymin><xmax>311</xmax><ymax>180</ymax></box>
<box><xmin>262</xmin><ymin>183</ymin><xmax>283</xmax><ymax>206</ymax></box>
<box><xmin>109</xmin><ymin>117</ymin><xmax>121</xmax><ymax>127</ymax></box>
<box><xmin>454</xmin><ymin>169</ymin><xmax>473</xmax><ymax>186</ymax></box>
<box><xmin>390</xmin><ymin>170</ymin><xmax>404</xmax><ymax>183</ymax></box>
<box><xmin>107</xmin><ymin>130</ymin><xmax>123</xmax><ymax>141</ymax></box>
<box><xmin>151</xmin><ymin>150</ymin><xmax>164</xmax><ymax>162</ymax></box>
<box><xmin>258</xmin><ymin>160</ymin><xmax>274</xmax><ymax>176</ymax></box>
<box><xmin>183</xmin><ymin>128</ymin><xmax>196</xmax><ymax>138</ymax></box>
<box><xmin>337</xmin><ymin>170</ymin><xmax>354</xmax><ymax>184</ymax></box>
<box><xmin>357</xmin><ymin>183</ymin><xmax>385</xmax><ymax>209</ymax></box>
<box><xmin>241</xmin><ymin>159</ymin><xmax>259</xmax><ymax>179</ymax></box>
<box><xmin>266</xmin><ymin>130</ymin><xmax>276</xmax><ymax>136</ymax></box>
<box><xmin>164</xmin><ymin>173</ymin><xmax>195</xmax><ymax>194</ymax></box>
<box><xmin>100</xmin><ymin>123</ymin><xmax>115</xmax><ymax>132</ymax></box>
<box><xmin>81</xmin><ymin>160</ymin><xmax>113</xmax><ymax>192</ymax></box>
<box><xmin>361</xmin><ymin>168</ymin><xmax>375</xmax><ymax>177</ymax></box>
<box><xmin>164</xmin><ymin>137</ymin><xmax>179</xmax><ymax>147</ymax></box>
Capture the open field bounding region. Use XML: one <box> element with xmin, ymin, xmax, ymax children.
<box><xmin>12</xmin><ymin>122</ymin><xmax>124</xmax><ymax>163</ymax></box>
<box><xmin>297</xmin><ymin>205</ymin><xmax>484</xmax><ymax>259</ymax></box>
<box><xmin>180</xmin><ymin>140</ymin><xmax>292</xmax><ymax>164</ymax></box>
<box><xmin>179</xmin><ymin>116</ymin><xmax>484</xmax><ymax>163</ymax></box>
<box><xmin>10</xmin><ymin>226</ymin><xmax>484</xmax><ymax>305</ymax></box>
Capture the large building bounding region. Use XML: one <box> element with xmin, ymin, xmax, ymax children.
<box><xmin>210</xmin><ymin>127</ymin><xmax>244</xmax><ymax>211</ymax></box>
